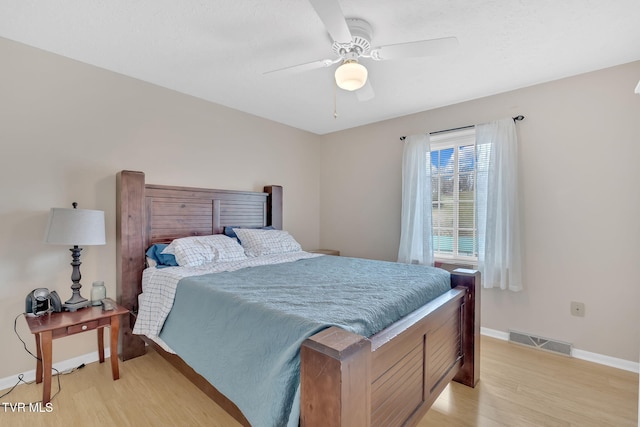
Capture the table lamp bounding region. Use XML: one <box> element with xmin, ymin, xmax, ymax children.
<box><xmin>45</xmin><ymin>202</ymin><xmax>106</xmax><ymax>311</ymax></box>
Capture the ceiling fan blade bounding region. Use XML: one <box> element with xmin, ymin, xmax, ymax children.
<box><xmin>371</xmin><ymin>37</ymin><xmax>459</xmax><ymax>61</ymax></box>
<box><xmin>264</xmin><ymin>58</ymin><xmax>340</xmax><ymax>76</ymax></box>
<box><xmin>356</xmin><ymin>79</ymin><xmax>375</xmax><ymax>102</ymax></box>
<box><xmin>308</xmin><ymin>0</ymin><xmax>353</xmax><ymax>44</ymax></box>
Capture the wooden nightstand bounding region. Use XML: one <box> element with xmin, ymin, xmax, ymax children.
<box><xmin>24</xmin><ymin>303</ymin><xmax>129</xmax><ymax>404</ymax></box>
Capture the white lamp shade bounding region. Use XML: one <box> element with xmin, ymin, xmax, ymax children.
<box><xmin>45</xmin><ymin>207</ymin><xmax>106</xmax><ymax>246</ymax></box>
<box><xmin>335</xmin><ymin>61</ymin><xmax>368</xmax><ymax>91</ymax></box>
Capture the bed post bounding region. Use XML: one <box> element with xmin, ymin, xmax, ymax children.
<box><xmin>300</xmin><ymin>326</ymin><xmax>372</xmax><ymax>427</ymax></box>
<box><xmin>116</xmin><ymin>170</ymin><xmax>147</xmax><ymax>361</ymax></box>
<box><xmin>450</xmin><ymin>268</ymin><xmax>481</xmax><ymax>387</ymax></box>
<box><xmin>264</xmin><ymin>185</ymin><xmax>283</xmax><ymax>230</ymax></box>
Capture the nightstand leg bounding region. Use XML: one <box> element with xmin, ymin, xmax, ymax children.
<box><xmin>41</xmin><ymin>331</ymin><xmax>52</xmax><ymax>405</ymax></box>
<box><xmin>98</xmin><ymin>328</ymin><xmax>105</xmax><ymax>363</ymax></box>
<box><xmin>110</xmin><ymin>315</ymin><xmax>120</xmax><ymax>380</ymax></box>
<box><xmin>35</xmin><ymin>333</ymin><xmax>43</xmax><ymax>384</ymax></box>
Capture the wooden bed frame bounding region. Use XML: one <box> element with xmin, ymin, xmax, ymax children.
<box><xmin>115</xmin><ymin>170</ymin><xmax>480</xmax><ymax>427</ymax></box>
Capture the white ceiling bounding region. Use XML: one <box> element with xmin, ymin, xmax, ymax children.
<box><xmin>2</xmin><ymin>0</ymin><xmax>639</xmax><ymax>135</ymax></box>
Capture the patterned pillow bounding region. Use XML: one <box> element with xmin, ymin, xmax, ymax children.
<box><xmin>223</xmin><ymin>225</ymin><xmax>274</xmax><ymax>243</ymax></box>
<box><xmin>233</xmin><ymin>228</ymin><xmax>302</xmax><ymax>257</ymax></box>
<box><xmin>161</xmin><ymin>234</ymin><xmax>247</xmax><ymax>267</ymax></box>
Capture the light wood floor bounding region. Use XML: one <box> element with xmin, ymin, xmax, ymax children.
<box><xmin>1</xmin><ymin>336</ymin><xmax>637</xmax><ymax>426</ymax></box>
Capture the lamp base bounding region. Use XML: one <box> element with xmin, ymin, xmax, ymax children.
<box><xmin>64</xmin><ymin>245</ymin><xmax>92</xmax><ymax>311</ymax></box>
<box><xmin>63</xmin><ymin>293</ymin><xmax>91</xmax><ymax>312</ymax></box>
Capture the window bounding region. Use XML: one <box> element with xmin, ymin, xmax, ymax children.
<box><xmin>429</xmin><ymin>128</ymin><xmax>478</xmax><ymax>262</ymax></box>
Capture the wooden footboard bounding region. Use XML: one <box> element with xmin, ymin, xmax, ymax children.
<box><xmin>300</xmin><ymin>269</ymin><xmax>479</xmax><ymax>427</ymax></box>
<box><xmin>116</xmin><ymin>170</ymin><xmax>480</xmax><ymax>427</ymax></box>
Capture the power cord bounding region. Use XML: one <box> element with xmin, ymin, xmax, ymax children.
<box><xmin>0</xmin><ymin>373</ymin><xmax>28</xmax><ymax>400</ymax></box>
<box><xmin>1</xmin><ymin>313</ymin><xmax>86</xmax><ymax>403</ymax></box>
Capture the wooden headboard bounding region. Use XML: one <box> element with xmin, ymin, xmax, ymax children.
<box><xmin>115</xmin><ymin>170</ymin><xmax>282</xmax><ymax>359</ymax></box>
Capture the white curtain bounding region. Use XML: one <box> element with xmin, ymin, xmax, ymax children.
<box><xmin>476</xmin><ymin>118</ymin><xmax>523</xmax><ymax>290</ymax></box>
<box><xmin>398</xmin><ymin>134</ymin><xmax>434</xmax><ymax>265</ymax></box>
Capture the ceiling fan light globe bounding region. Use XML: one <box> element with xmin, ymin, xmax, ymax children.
<box><xmin>335</xmin><ymin>61</ymin><xmax>368</xmax><ymax>91</ymax></box>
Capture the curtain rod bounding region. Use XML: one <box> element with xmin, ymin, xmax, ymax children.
<box><xmin>399</xmin><ymin>115</ymin><xmax>525</xmax><ymax>141</ymax></box>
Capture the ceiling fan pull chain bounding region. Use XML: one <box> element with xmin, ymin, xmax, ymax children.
<box><xmin>333</xmin><ymin>80</ymin><xmax>338</xmax><ymax>119</ymax></box>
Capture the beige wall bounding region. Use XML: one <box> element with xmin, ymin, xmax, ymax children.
<box><xmin>0</xmin><ymin>38</ymin><xmax>321</xmax><ymax>379</ymax></box>
<box><xmin>320</xmin><ymin>61</ymin><xmax>640</xmax><ymax>362</ymax></box>
<box><xmin>2</xmin><ymin>34</ymin><xmax>638</xmax><ymax>382</ymax></box>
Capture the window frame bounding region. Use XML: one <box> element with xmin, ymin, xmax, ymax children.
<box><xmin>429</xmin><ymin>128</ymin><xmax>478</xmax><ymax>266</ymax></box>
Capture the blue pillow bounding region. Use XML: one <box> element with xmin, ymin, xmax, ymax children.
<box><xmin>145</xmin><ymin>243</ymin><xmax>179</xmax><ymax>268</ymax></box>
<box><xmin>223</xmin><ymin>225</ymin><xmax>274</xmax><ymax>243</ymax></box>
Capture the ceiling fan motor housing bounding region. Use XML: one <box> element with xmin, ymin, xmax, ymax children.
<box><xmin>332</xmin><ymin>18</ymin><xmax>372</xmax><ymax>59</ymax></box>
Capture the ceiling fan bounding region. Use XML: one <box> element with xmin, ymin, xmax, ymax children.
<box><xmin>264</xmin><ymin>0</ymin><xmax>459</xmax><ymax>101</ymax></box>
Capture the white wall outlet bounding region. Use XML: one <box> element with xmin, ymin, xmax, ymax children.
<box><xmin>570</xmin><ymin>301</ymin><xmax>585</xmax><ymax>317</ymax></box>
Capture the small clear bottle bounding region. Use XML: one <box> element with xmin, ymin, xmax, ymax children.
<box><xmin>91</xmin><ymin>281</ymin><xmax>106</xmax><ymax>306</ymax></box>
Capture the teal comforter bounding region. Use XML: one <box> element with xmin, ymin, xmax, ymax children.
<box><xmin>159</xmin><ymin>255</ymin><xmax>450</xmax><ymax>427</ymax></box>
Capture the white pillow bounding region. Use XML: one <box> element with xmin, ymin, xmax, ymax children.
<box><xmin>161</xmin><ymin>234</ymin><xmax>247</xmax><ymax>267</ymax></box>
<box><xmin>233</xmin><ymin>228</ymin><xmax>302</xmax><ymax>257</ymax></box>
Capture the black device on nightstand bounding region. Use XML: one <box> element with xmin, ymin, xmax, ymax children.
<box><xmin>25</xmin><ymin>288</ymin><xmax>62</xmax><ymax>316</ymax></box>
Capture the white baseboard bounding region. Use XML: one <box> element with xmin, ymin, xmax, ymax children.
<box><xmin>0</xmin><ymin>348</ymin><xmax>111</xmax><ymax>392</ymax></box>
<box><xmin>480</xmin><ymin>327</ymin><xmax>510</xmax><ymax>341</ymax></box>
<box><xmin>571</xmin><ymin>348</ymin><xmax>640</xmax><ymax>373</ymax></box>
<box><xmin>481</xmin><ymin>327</ymin><xmax>639</xmax><ymax>373</ymax></box>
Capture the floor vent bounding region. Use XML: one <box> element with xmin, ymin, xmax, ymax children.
<box><xmin>508</xmin><ymin>330</ymin><xmax>572</xmax><ymax>356</ymax></box>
